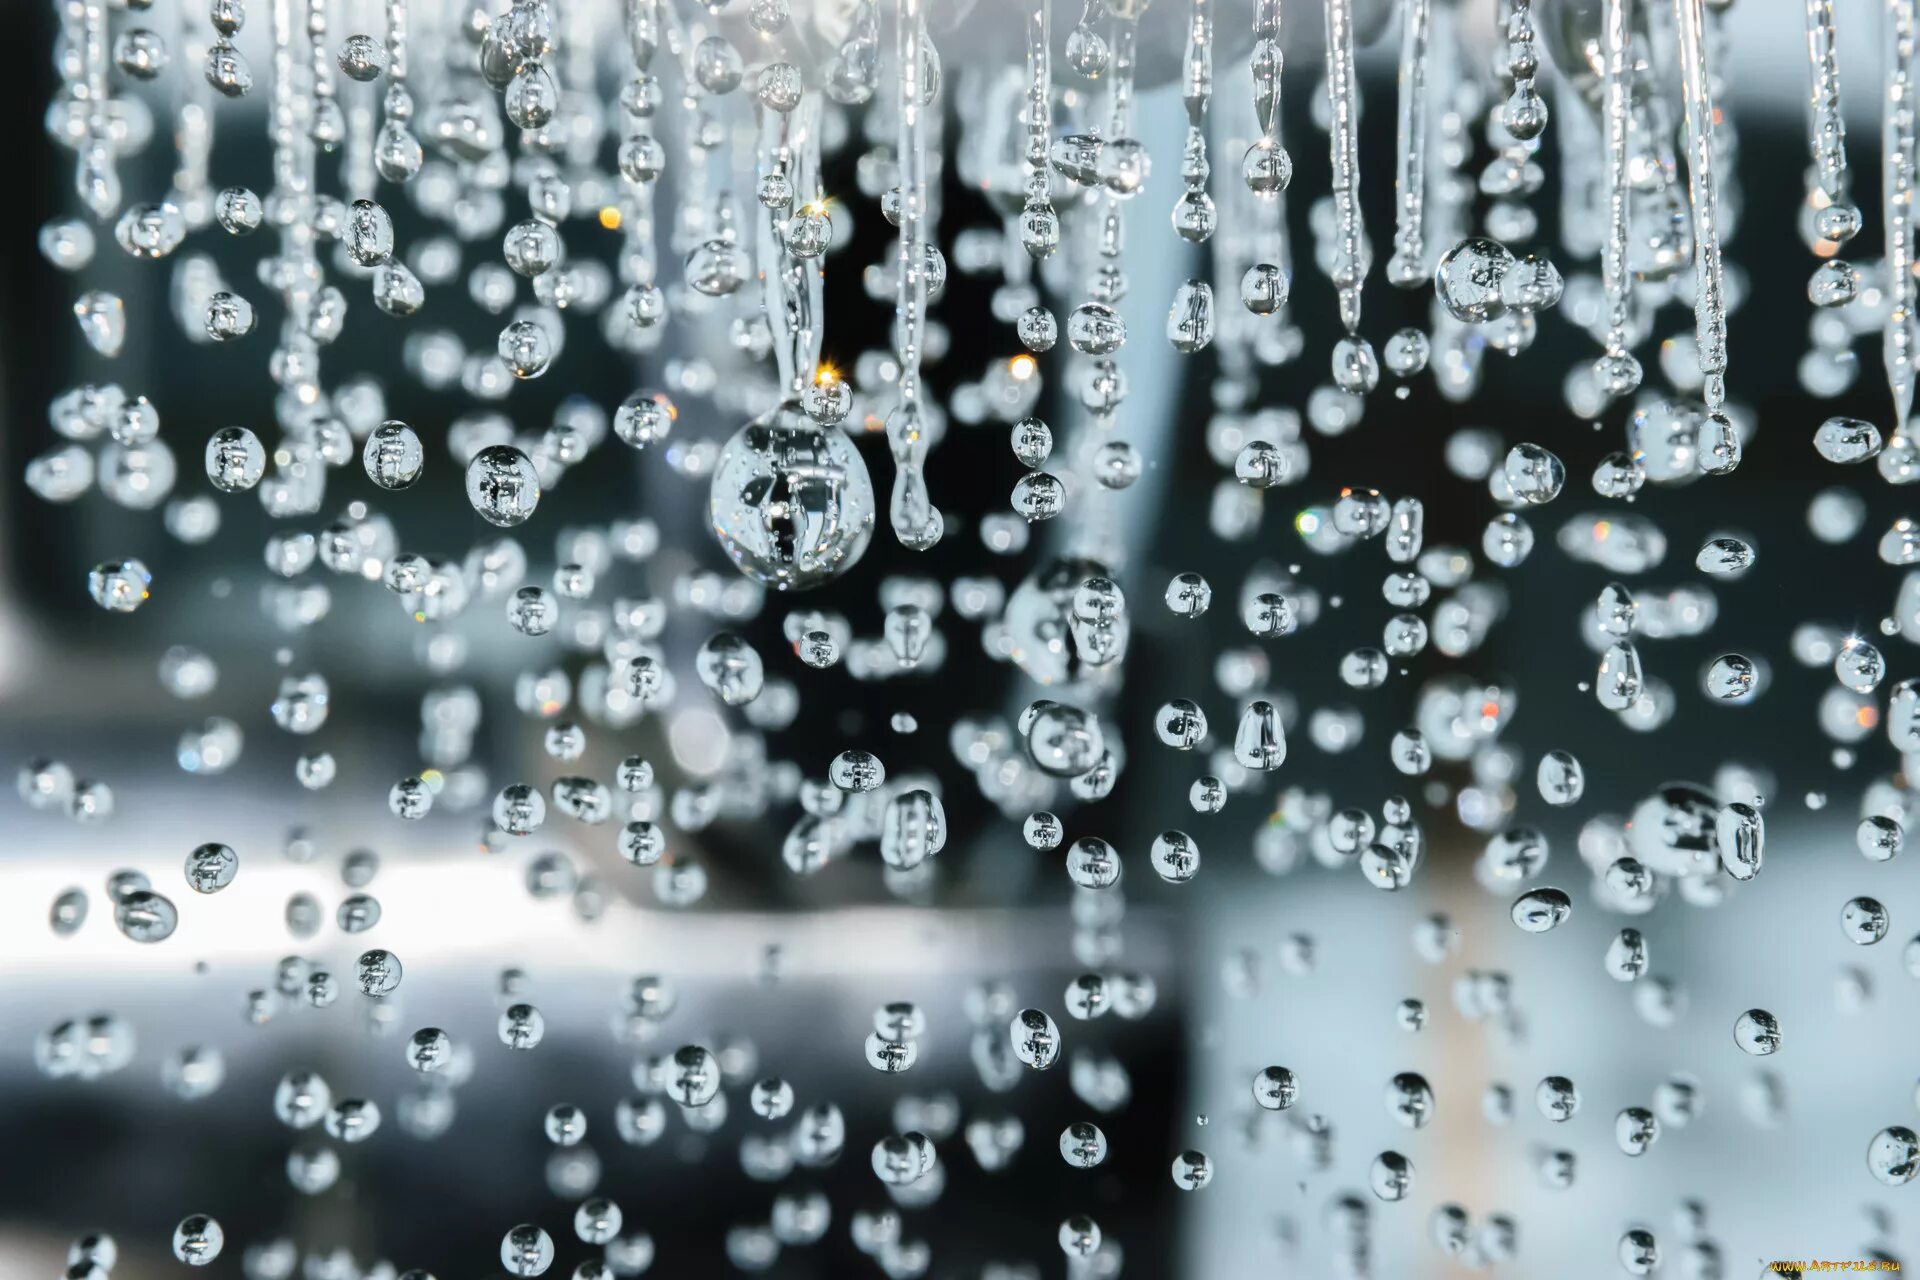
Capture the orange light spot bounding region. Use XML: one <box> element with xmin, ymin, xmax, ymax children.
<box><xmin>598</xmin><ymin>206</ymin><xmax>622</xmax><ymax>230</ymax></box>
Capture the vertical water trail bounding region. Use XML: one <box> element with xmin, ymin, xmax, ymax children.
<box><xmin>78</xmin><ymin>0</ymin><xmax>118</xmax><ymax>218</ymax></box>
<box><xmin>1672</xmin><ymin>0</ymin><xmax>1728</xmax><ymax>413</ymax></box>
<box><xmin>1240</xmin><ymin>0</ymin><xmax>1293</xmax><ymax>330</ymax></box>
<box><xmin>758</xmin><ymin>95</ymin><xmax>825</xmax><ymax>402</ymax></box>
<box><xmin>1388</xmin><ymin>0</ymin><xmax>1430</xmax><ymax>288</ymax></box>
<box><xmin>1323</xmin><ymin>0</ymin><xmax>1365</xmax><ymax>334</ymax></box>
<box><xmin>1596</xmin><ymin>0</ymin><xmax>1640</xmax><ymax>395</ymax></box>
<box><xmin>1169</xmin><ymin>0</ymin><xmax>1217</xmax><ymax>352</ymax></box>
<box><xmin>1886</xmin><ymin>0</ymin><xmax>1918</xmax><ymax>435</ymax></box>
<box><xmin>887</xmin><ymin>0</ymin><xmax>943</xmax><ymax>550</ymax></box>
<box><xmin>1176</xmin><ymin>0</ymin><xmax>1215</xmax><ymax>245</ymax></box>
<box><xmin>621</xmin><ymin>0</ymin><xmax>665</xmax><ymax>341</ymax></box>
<box><xmin>1021</xmin><ymin>0</ymin><xmax>1057</xmax><ymax>260</ymax></box>
<box><xmin>1805</xmin><ymin>0</ymin><xmax>1847</xmax><ymax>209</ymax></box>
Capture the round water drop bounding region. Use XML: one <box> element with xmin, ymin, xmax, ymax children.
<box><xmin>1066</xmin><ymin>303</ymin><xmax>1125</xmax><ymax>356</ymax></box>
<box><xmin>184</xmin><ymin>843</ymin><xmax>238</xmax><ymax>893</ymax></box>
<box><xmin>1234</xmin><ymin>440</ymin><xmax>1290</xmax><ymax>488</ymax></box>
<box><xmin>1059</xmin><ymin>1121</ymin><xmax>1107</xmax><ymax>1168</ymax></box>
<box><xmin>204</xmin><ymin>428</ymin><xmax>265</xmax><ymax>492</ymax></box>
<box><xmin>1840</xmin><ymin>896</ymin><xmax>1890</xmax><ymax>945</ymax></box>
<box><xmin>1835</xmin><ymin>638</ymin><xmax>1885</xmax><ymax>693</ymax></box>
<box><xmin>1010</xmin><ymin>1008</ymin><xmax>1060</xmax><ymax>1069</ymax></box>
<box><xmin>1016</xmin><ymin>306</ymin><xmax>1058</xmax><ymax>351</ymax></box>
<box><xmin>500</xmin><ymin>1224</ymin><xmax>554</xmax><ymax>1278</ymax></box>
<box><xmin>363</xmin><ymin>422</ymin><xmax>424</xmax><ymax>490</ymax></box>
<box><xmin>1536</xmin><ymin>750</ymin><xmax>1584</xmax><ymax>805</ymax></box>
<box><xmin>709</xmin><ymin>407</ymin><xmax>875</xmax><ymax>589</ymax></box>
<box><xmin>205</xmin><ymin>293</ymin><xmax>255</xmax><ymax>340</ymax></box>
<box><xmin>1694</xmin><ymin>536</ymin><xmax>1754</xmax><ymax>576</ymax></box>
<box><xmin>345</xmin><ymin>199</ymin><xmax>394</xmax><ymax>266</ymax></box>
<box><xmin>1857</xmin><ymin>815</ymin><xmax>1904</xmax><ymax>862</ymax></box>
<box><xmin>115</xmin><ymin>890</ymin><xmax>178</xmax><ymax>943</ymax></box>
<box><xmin>1703</xmin><ymin>654</ymin><xmax>1760</xmax><ymax>702</ymax></box>
<box><xmin>1149</xmin><ymin>830</ymin><xmax>1199</xmax><ymax>883</ymax></box>
<box><xmin>615</xmin><ymin>391</ymin><xmax>675</xmax><ymax>449</ymax></box>
<box><xmin>1615</xmin><ymin>1107</ymin><xmax>1660</xmax><ymax>1156</ymax></box>
<box><xmin>1434</xmin><ymin>238</ymin><xmax>1514</xmax><ymax>323</ymax></box>
<box><xmin>466</xmin><ymin>445</ymin><xmax>540</xmax><ymax>526</ymax></box>
<box><xmin>1732</xmin><ymin>1008</ymin><xmax>1782</xmax><ymax>1055</ymax></box>
<box><xmin>498</xmin><ymin>320</ymin><xmax>553</xmax><ymax>379</ymax></box>
<box><xmin>1369</xmin><ymin>1151</ymin><xmax>1413</xmax><ymax>1201</ymax></box>
<box><xmin>1511</xmin><ymin>887</ymin><xmax>1571</xmax><ymax>933</ymax></box>
<box><xmin>696</xmin><ymin>632</ymin><xmax>764</xmax><ymax>706</ymax></box>
<box><xmin>1814</xmin><ymin>416</ymin><xmax>1882</xmax><ymax>464</ymax></box>
<box><xmin>337</xmin><ymin>33</ymin><xmax>388</xmax><ymax>80</ymax></box>
<box><xmin>1868</xmin><ymin>1126</ymin><xmax>1920</xmax><ymax>1186</ymax></box>
<box><xmin>1232</xmin><ymin>699</ymin><xmax>1286</xmax><ymax>771</ymax></box>
<box><xmin>1383</xmin><ymin>328</ymin><xmax>1429</xmax><ymax>377</ymax></box>
<box><xmin>216</xmin><ymin>187</ymin><xmax>263</xmax><ymax>234</ymax></box>
<box><xmin>88</xmin><ymin>559</ymin><xmax>150</xmax><ymax>612</ymax></box>
<box><xmin>1503</xmin><ymin>444</ymin><xmax>1564</xmax><ymax>504</ymax></box>
<box><xmin>172</xmin><ymin>1215</ymin><xmax>223</xmax><ymax>1266</ymax></box>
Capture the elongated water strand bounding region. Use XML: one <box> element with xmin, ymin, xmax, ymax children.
<box><xmin>1502</xmin><ymin>0</ymin><xmax>1546</xmax><ymax>142</ymax></box>
<box><xmin>376</xmin><ymin>0</ymin><xmax>418</xmax><ymax>184</ymax></box>
<box><xmin>271</xmin><ymin>0</ymin><xmax>320</xmax><ymax>403</ymax></box>
<box><xmin>887</xmin><ymin>0</ymin><xmax>943</xmax><ymax>551</ymax></box>
<box><xmin>1388</xmin><ymin>0</ymin><xmax>1431</xmax><ymax>287</ymax></box>
<box><xmin>1175</xmin><ymin>0</ymin><xmax>1215</xmax><ymax>246</ymax></box>
<box><xmin>1169</xmin><ymin>0</ymin><xmax>1217</xmax><ymax>351</ymax></box>
<box><xmin>758</xmin><ymin>94</ymin><xmax>825</xmax><ymax>400</ymax></box>
<box><xmin>1672</xmin><ymin>0</ymin><xmax>1728</xmax><ymax>413</ymax></box>
<box><xmin>1240</xmin><ymin>0</ymin><xmax>1295</xmax><ymax>327</ymax></box>
<box><xmin>1594</xmin><ymin>0</ymin><xmax>1641</xmax><ymax>397</ymax></box>
<box><xmin>1324</xmin><ymin>0</ymin><xmax>1366</xmax><ymax>335</ymax></box>
<box><xmin>1887</xmin><ymin>0</ymin><xmax>1919</xmax><ymax>435</ymax></box>
<box><xmin>172</xmin><ymin>3</ymin><xmax>215</xmax><ymax>217</ymax></box>
<box><xmin>617</xmin><ymin>0</ymin><xmax>665</xmax><ymax>342</ymax></box>
<box><xmin>77</xmin><ymin>0</ymin><xmax>118</xmax><ymax>219</ymax></box>
<box><xmin>1021</xmin><ymin>0</ymin><xmax>1057</xmax><ymax>259</ymax></box>
<box><xmin>307</xmin><ymin>0</ymin><xmax>338</xmax><ymax>153</ymax></box>
<box><xmin>1805</xmin><ymin>0</ymin><xmax>1849</xmax><ymax>214</ymax></box>
<box><xmin>669</xmin><ymin>5</ymin><xmax>713</xmax><ymax>255</ymax></box>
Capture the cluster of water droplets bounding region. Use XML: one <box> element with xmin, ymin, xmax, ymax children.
<box><xmin>23</xmin><ymin>0</ymin><xmax>1920</xmax><ymax>1275</ymax></box>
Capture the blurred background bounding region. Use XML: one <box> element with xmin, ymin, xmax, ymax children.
<box><xmin>4</xmin><ymin>1</ymin><xmax>1919</xmax><ymax>1277</ymax></box>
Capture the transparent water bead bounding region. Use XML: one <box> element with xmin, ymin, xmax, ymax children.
<box><xmin>615</xmin><ymin>391</ymin><xmax>675</xmax><ymax>450</ymax></box>
<box><xmin>114</xmin><ymin>202</ymin><xmax>185</xmax><ymax>259</ymax></box>
<box><xmin>1504</xmin><ymin>444</ymin><xmax>1565</xmax><ymax>504</ymax></box>
<box><xmin>171</xmin><ymin>1215</ymin><xmax>222</xmax><ymax>1266</ymax></box>
<box><xmin>364</xmin><ymin>422</ymin><xmax>424</xmax><ymax>490</ymax></box>
<box><xmin>466</xmin><ymin>445</ymin><xmax>541</xmax><ymax>526</ymax></box>
<box><xmin>1868</xmin><ymin>1126</ymin><xmax>1920</xmax><ymax>1185</ymax></box>
<box><xmin>183</xmin><ymin>843</ymin><xmax>238</xmax><ymax>894</ymax></box>
<box><xmin>74</xmin><ymin>292</ymin><xmax>126</xmax><ymax>357</ymax></box>
<box><xmin>1694</xmin><ymin>536</ymin><xmax>1754</xmax><ymax>576</ymax></box>
<box><xmin>696</xmin><ymin>633</ymin><xmax>765</xmax><ymax>707</ymax></box>
<box><xmin>709</xmin><ymin>403</ymin><xmax>875</xmax><ymax>591</ymax></box>
<box><xmin>1434</xmin><ymin>238</ymin><xmax>1515</xmax><ymax>323</ymax></box>
<box><xmin>205</xmin><ymin>293</ymin><xmax>255</xmax><ymax>340</ymax></box>
<box><xmin>1733</xmin><ymin>1008</ymin><xmax>1782</xmax><ymax>1055</ymax></box>
<box><xmin>1814</xmin><ymin>416</ymin><xmax>1882</xmax><ymax>464</ymax></box>
<box><xmin>114</xmin><ymin>890</ymin><xmax>177</xmax><ymax>943</ymax></box>
<box><xmin>87</xmin><ymin>559</ymin><xmax>150</xmax><ymax>612</ymax></box>
<box><xmin>1703</xmin><ymin>654</ymin><xmax>1760</xmax><ymax>702</ymax></box>
<box><xmin>1511</xmin><ymin>887</ymin><xmax>1572</xmax><ymax>933</ymax></box>
<box><xmin>1233</xmin><ymin>699</ymin><xmax>1286</xmax><ymax>771</ymax></box>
